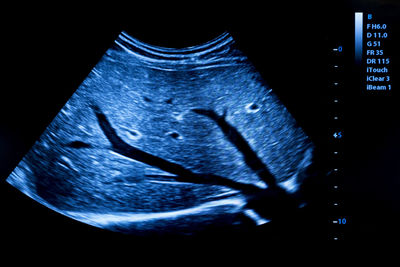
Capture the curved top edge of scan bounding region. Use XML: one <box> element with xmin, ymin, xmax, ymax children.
<box><xmin>114</xmin><ymin>31</ymin><xmax>237</xmax><ymax>63</ymax></box>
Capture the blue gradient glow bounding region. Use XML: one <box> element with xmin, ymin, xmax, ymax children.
<box><xmin>355</xmin><ymin>12</ymin><xmax>363</xmax><ymax>64</ymax></box>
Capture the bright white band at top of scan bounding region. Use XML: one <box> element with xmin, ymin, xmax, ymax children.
<box><xmin>115</xmin><ymin>31</ymin><xmax>237</xmax><ymax>62</ymax></box>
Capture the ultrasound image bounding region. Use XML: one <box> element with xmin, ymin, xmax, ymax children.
<box><xmin>6</xmin><ymin>32</ymin><xmax>314</xmax><ymax>235</ymax></box>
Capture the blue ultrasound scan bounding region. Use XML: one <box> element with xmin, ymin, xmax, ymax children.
<box><xmin>5</xmin><ymin>0</ymin><xmax>400</xmax><ymax>244</ymax></box>
<box><xmin>6</xmin><ymin>31</ymin><xmax>315</xmax><ymax>235</ymax></box>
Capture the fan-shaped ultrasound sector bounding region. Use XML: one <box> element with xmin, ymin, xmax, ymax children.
<box><xmin>6</xmin><ymin>31</ymin><xmax>314</xmax><ymax>234</ymax></box>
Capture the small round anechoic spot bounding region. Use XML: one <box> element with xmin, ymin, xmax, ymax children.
<box><xmin>125</xmin><ymin>129</ymin><xmax>142</xmax><ymax>141</ymax></box>
<box><xmin>166</xmin><ymin>131</ymin><xmax>182</xmax><ymax>140</ymax></box>
<box><xmin>245</xmin><ymin>103</ymin><xmax>260</xmax><ymax>113</ymax></box>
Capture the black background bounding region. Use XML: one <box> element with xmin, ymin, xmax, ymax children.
<box><xmin>1</xmin><ymin>0</ymin><xmax>400</xmax><ymax>252</ymax></box>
